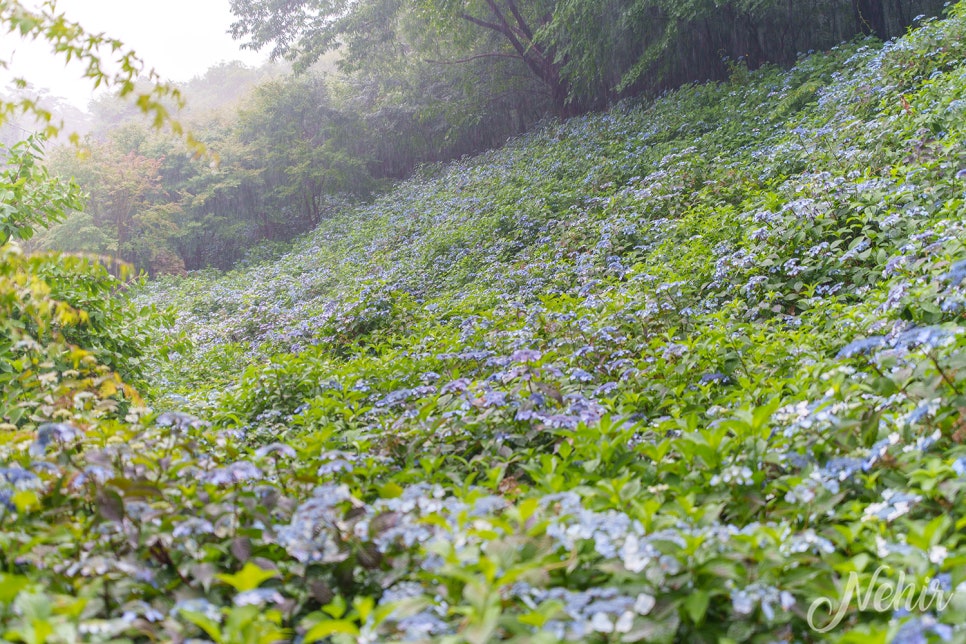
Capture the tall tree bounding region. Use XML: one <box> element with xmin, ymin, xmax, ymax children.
<box><xmin>236</xmin><ymin>75</ymin><xmax>371</xmax><ymax>231</ymax></box>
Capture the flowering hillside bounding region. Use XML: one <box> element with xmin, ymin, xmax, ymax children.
<box><xmin>5</xmin><ymin>5</ymin><xmax>966</xmax><ymax>642</ymax></box>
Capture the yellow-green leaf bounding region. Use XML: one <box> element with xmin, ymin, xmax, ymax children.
<box><xmin>303</xmin><ymin>619</ymin><xmax>360</xmax><ymax>642</ymax></box>
<box><xmin>214</xmin><ymin>562</ymin><xmax>279</xmax><ymax>592</ymax></box>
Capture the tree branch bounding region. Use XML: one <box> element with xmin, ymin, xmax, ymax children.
<box><xmin>425</xmin><ymin>52</ymin><xmax>524</xmax><ymax>65</ymax></box>
<box><xmin>483</xmin><ymin>0</ymin><xmax>532</xmax><ymax>47</ymax></box>
<box><xmin>465</xmin><ymin>3</ymin><xmax>547</xmax><ymax>81</ymax></box>
<box><xmin>487</xmin><ymin>0</ymin><xmax>557</xmax><ymax>80</ymax></box>
<box><xmin>461</xmin><ymin>12</ymin><xmax>509</xmax><ymax>35</ymax></box>
<box><xmin>503</xmin><ymin>0</ymin><xmax>535</xmax><ymax>40</ymax></box>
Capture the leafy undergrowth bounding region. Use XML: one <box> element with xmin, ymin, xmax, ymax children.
<box><xmin>7</xmin><ymin>6</ymin><xmax>966</xmax><ymax>643</ymax></box>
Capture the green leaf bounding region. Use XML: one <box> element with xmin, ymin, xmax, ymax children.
<box><xmin>181</xmin><ymin>610</ymin><xmax>223</xmax><ymax>642</ymax></box>
<box><xmin>11</xmin><ymin>490</ymin><xmax>39</xmax><ymax>514</ymax></box>
<box><xmin>684</xmin><ymin>590</ymin><xmax>711</xmax><ymax>624</ymax></box>
<box><xmin>323</xmin><ymin>595</ymin><xmax>348</xmax><ymax>619</ymax></box>
<box><xmin>303</xmin><ymin>619</ymin><xmax>360</xmax><ymax>642</ymax></box>
<box><xmin>0</xmin><ymin>574</ymin><xmax>30</xmax><ymax>603</ymax></box>
<box><xmin>214</xmin><ymin>562</ymin><xmax>279</xmax><ymax>592</ymax></box>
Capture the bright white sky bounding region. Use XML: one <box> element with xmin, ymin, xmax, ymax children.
<box><xmin>1</xmin><ymin>0</ymin><xmax>267</xmax><ymax>110</ymax></box>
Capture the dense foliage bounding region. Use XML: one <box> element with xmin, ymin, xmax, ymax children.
<box><xmin>0</xmin><ymin>132</ymin><xmax>164</xmax><ymax>424</ymax></box>
<box><xmin>6</xmin><ymin>3</ymin><xmax>966</xmax><ymax>643</ymax></box>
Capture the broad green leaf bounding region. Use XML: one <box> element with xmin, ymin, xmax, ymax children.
<box><xmin>214</xmin><ymin>562</ymin><xmax>279</xmax><ymax>592</ymax></box>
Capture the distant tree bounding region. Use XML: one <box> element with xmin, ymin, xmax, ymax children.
<box><xmin>84</xmin><ymin>61</ymin><xmax>288</xmax><ymax>141</ymax></box>
<box><xmin>45</xmin><ymin>141</ymin><xmax>175</xmax><ymax>270</ymax></box>
<box><xmin>37</xmin><ymin>212</ymin><xmax>114</xmax><ymax>255</ymax></box>
<box><xmin>236</xmin><ymin>75</ymin><xmax>371</xmax><ymax>231</ymax></box>
<box><xmin>99</xmin><ymin>153</ymin><xmax>164</xmax><ymax>258</ymax></box>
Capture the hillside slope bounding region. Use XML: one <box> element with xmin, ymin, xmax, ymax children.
<box><xmin>138</xmin><ymin>7</ymin><xmax>966</xmax><ymax>637</ymax></box>
<box><xmin>5</xmin><ymin>6</ymin><xmax>966</xmax><ymax>642</ymax></box>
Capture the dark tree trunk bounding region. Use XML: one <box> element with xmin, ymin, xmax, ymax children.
<box><xmin>550</xmin><ymin>73</ymin><xmax>578</xmax><ymax>118</ymax></box>
<box><xmin>743</xmin><ymin>15</ymin><xmax>764</xmax><ymax>69</ymax></box>
<box><xmin>853</xmin><ymin>0</ymin><xmax>888</xmax><ymax>39</ymax></box>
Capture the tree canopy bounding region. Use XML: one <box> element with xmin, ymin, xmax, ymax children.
<box><xmin>229</xmin><ymin>0</ymin><xmax>948</xmax><ymax>118</ymax></box>
<box><xmin>229</xmin><ymin>0</ymin><xmax>648</xmax><ymax>115</ymax></box>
